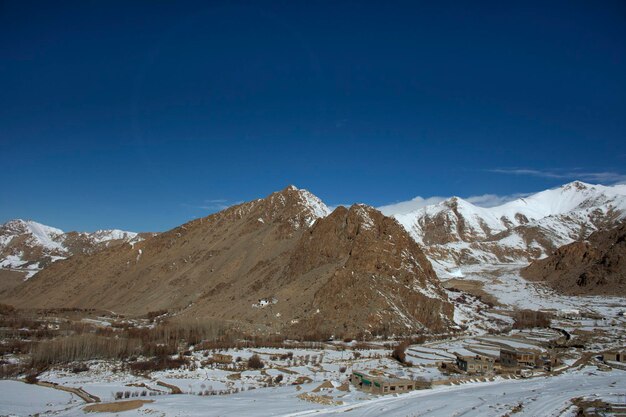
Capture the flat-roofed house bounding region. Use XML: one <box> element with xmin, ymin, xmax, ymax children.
<box><xmin>350</xmin><ymin>371</ymin><xmax>421</xmax><ymax>394</ymax></box>
<box><xmin>455</xmin><ymin>354</ymin><xmax>494</xmax><ymax>374</ymax></box>
<box><xmin>604</xmin><ymin>349</ymin><xmax>626</xmax><ymax>363</ymax></box>
<box><xmin>500</xmin><ymin>348</ymin><xmax>537</xmax><ymax>368</ymax></box>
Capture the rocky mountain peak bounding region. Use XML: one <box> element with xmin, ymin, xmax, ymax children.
<box><xmin>257</xmin><ymin>186</ymin><xmax>330</xmax><ymax>229</ymax></box>
<box><xmin>561</xmin><ymin>180</ymin><xmax>590</xmax><ymax>192</ymax></box>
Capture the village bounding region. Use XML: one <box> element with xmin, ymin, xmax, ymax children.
<box><xmin>2</xmin><ymin>260</ymin><xmax>626</xmax><ymax>417</ymax></box>
<box><xmin>1</xmin><ymin>297</ymin><xmax>624</xmax><ymax>416</ymax></box>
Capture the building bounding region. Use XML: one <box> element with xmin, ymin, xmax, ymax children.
<box><xmin>500</xmin><ymin>348</ymin><xmax>537</xmax><ymax>368</ymax></box>
<box><xmin>604</xmin><ymin>350</ymin><xmax>626</xmax><ymax>363</ymax></box>
<box><xmin>350</xmin><ymin>371</ymin><xmax>421</xmax><ymax>394</ymax></box>
<box><xmin>210</xmin><ymin>354</ymin><xmax>233</xmax><ymax>364</ymax></box>
<box><xmin>538</xmin><ymin>354</ymin><xmax>559</xmax><ymax>371</ymax></box>
<box><xmin>455</xmin><ymin>354</ymin><xmax>494</xmax><ymax>374</ymax></box>
<box><xmin>557</xmin><ymin>309</ymin><xmax>581</xmax><ymax>319</ymax></box>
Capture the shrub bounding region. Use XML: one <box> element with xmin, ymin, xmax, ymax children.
<box><xmin>24</xmin><ymin>372</ymin><xmax>39</xmax><ymax>384</ymax></box>
<box><xmin>145</xmin><ymin>310</ymin><xmax>168</xmax><ymax>320</ymax></box>
<box><xmin>71</xmin><ymin>363</ymin><xmax>89</xmax><ymax>373</ymax></box>
<box><xmin>274</xmin><ymin>375</ymin><xmax>283</xmax><ymax>384</ymax></box>
<box><xmin>0</xmin><ymin>363</ymin><xmax>21</xmax><ymax>379</ymax></box>
<box><xmin>247</xmin><ymin>354</ymin><xmax>264</xmax><ymax>369</ymax></box>
<box><xmin>0</xmin><ymin>339</ymin><xmax>31</xmax><ymax>355</ymax></box>
<box><xmin>128</xmin><ymin>355</ymin><xmax>189</xmax><ymax>374</ymax></box>
<box><xmin>391</xmin><ymin>341</ymin><xmax>409</xmax><ymax>364</ymax></box>
<box><xmin>0</xmin><ymin>303</ymin><xmax>16</xmax><ymax>315</ymax></box>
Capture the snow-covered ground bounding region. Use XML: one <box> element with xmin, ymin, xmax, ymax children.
<box><xmin>291</xmin><ymin>367</ymin><xmax>626</xmax><ymax>417</ymax></box>
<box><xmin>1</xmin><ymin>318</ymin><xmax>623</xmax><ymax>417</ymax></box>
<box><xmin>2</xmin><ymin>365</ymin><xmax>624</xmax><ymax>417</ymax></box>
<box><xmin>0</xmin><ymin>380</ymin><xmax>80</xmax><ymax>416</ymax></box>
<box><xmin>437</xmin><ymin>262</ymin><xmax>625</xmax><ymax>317</ymax></box>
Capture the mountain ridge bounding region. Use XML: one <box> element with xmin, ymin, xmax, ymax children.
<box><xmin>386</xmin><ymin>181</ymin><xmax>626</xmax><ymax>269</ymax></box>
<box><xmin>2</xmin><ymin>186</ymin><xmax>453</xmax><ymax>337</ymax></box>
<box><xmin>521</xmin><ymin>221</ymin><xmax>626</xmax><ymax>296</ymax></box>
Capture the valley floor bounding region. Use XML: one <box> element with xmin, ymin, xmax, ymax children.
<box><xmin>1</xmin><ymin>265</ymin><xmax>624</xmax><ymax>417</ymax></box>
<box><xmin>1</xmin><ymin>365</ymin><xmax>624</xmax><ymax>417</ymax></box>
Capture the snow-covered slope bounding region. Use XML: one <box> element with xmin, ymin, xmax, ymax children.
<box><xmin>387</xmin><ymin>181</ymin><xmax>626</xmax><ymax>270</ymax></box>
<box><xmin>0</xmin><ymin>219</ymin><xmax>141</xmax><ymax>278</ymax></box>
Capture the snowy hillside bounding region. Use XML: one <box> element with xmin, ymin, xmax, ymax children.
<box><xmin>386</xmin><ymin>181</ymin><xmax>626</xmax><ymax>270</ymax></box>
<box><xmin>0</xmin><ymin>219</ymin><xmax>140</xmax><ymax>278</ymax></box>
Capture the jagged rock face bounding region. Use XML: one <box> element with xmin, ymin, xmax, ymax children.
<box><xmin>522</xmin><ymin>222</ymin><xmax>626</xmax><ymax>296</ymax></box>
<box><xmin>0</xmin><ymin>219</ymin><xmax>143</xmax><ymax>279</ymax></box>
<box><xmin>388</xmin><ymin>181</ymin><xmax>626</xmax><ymax>270</ymax></box>
<box><xmin>2</xmin><ymin>187</ymin><xmax>453</xmax><ymax>337</ymax></box>
<box><xmin>290</xmin><ymin>205</ymin><xmax>453</xmax><ymax>336</ymax></box>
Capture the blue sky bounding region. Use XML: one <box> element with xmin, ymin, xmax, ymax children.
<box><xmin>1</xmin><ymin>1</ymin><xmax>625</xmax><ymax>232</ymax></box>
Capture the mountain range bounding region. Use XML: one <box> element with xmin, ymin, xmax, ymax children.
<box><xmin>1</xmin><ymin>181</ymin><xmax>625</xmax><ymax>335</ymax></box>
<box><xmin>386</xmin><ymin>181</ymin><xmax>626</xmax><ymax>273</ymax></box>
<box><xmin>0</xmin><ymin>219</ymin><xmax>151</xmax><ymax>290</ymax></box>
<box><xmin>1</xmin><ymin>187</ymin><xmax>453</xmax><ymax>338</ymax></box>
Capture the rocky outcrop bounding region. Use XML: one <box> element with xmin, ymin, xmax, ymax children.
<box><xmin>285</xmin><ymin>204</ymin><xmax>453</xmax><ymax>336</ymax></box>
<box><xmin>522</xmin><ymin>222</ymin><xmax>626</xmax><ymax>296</ymax></box>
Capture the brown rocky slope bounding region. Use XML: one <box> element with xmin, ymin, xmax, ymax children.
<box><xmin>522</xmin><ymin>222</ymin><xmax>626</xmax><ymax>296</ymax></box>
<box><xmin>2</xmin><ymin>186</ymin><xmax>454</xmax><ymax>337</ymax></box>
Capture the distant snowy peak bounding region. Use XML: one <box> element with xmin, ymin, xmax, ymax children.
<box><xmin>0</xmin><ymin>219</ymin><xmax>65</xmax><ymax>251</ymax></box>
<box><xmin>0</xmin><ymin>219</ymin><xmax>140</xmax><ymax>279</ymax></box>
<box><xmin>388</xmin><ymin>181</ymin><xmax>626</xmax><ymax>268</ymax></box>
<box><xmin>490</xmin><ymin>181</ymin><xmax>626</xmax><ymax>222</ymax></box>
<box><xmin>77</xmin><ymin>229</ymin><xmax>138</xmax><ymax>244</ymax></box>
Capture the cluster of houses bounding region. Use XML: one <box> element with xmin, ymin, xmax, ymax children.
<box><xmin>351</xmin><ymin>345</ymin><xmax>561</xmax><ymax>395</ymax></box>
<box><xmin>454</xmin><ymin>345</ymin><xmax>557</xmax><ymax>375</ymax></box>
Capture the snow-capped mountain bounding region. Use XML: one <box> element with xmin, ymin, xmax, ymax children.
<box><xmin>386</xmin><ymin>181</ymin><xmax>626</xmax><ymax>271</ymax></box>
<box><xmin>0</xmin><ymin>219</ymin><xmax>142</xmax><ymax>278</ymax></box>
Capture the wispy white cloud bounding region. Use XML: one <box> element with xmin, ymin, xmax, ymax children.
<box><xmin>377</xmin><ymin>192</ymin><xmax>526</xmax><ymax>215</ymax></box>
<box><xmin>181</xmin><ymin>199</ymin><xmax>243</xmax><ymax>211</ymax></box>
<box><xmin>465</xmin><ymin>193</ymin><xmax>530</xmax><ymax>207</ymax></box>
<box><xmin>378</xmin><ymin>196</ymin><xmax>449</xmax><ymax>215</ymax></box>
<box><xmin>488</xmin><ymin>168</ymin><xmax>626</xmax><ymax>184</ymax></box>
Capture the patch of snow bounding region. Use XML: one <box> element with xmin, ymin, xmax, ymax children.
<box><xmin>449</xmin><ymin>269</ymin><xmax>465</xmax><ymax>278</ymax></box>
<box><xmin>253</xmin><ymin>297</ymin><xmax>278</xmax><ymax>308</ymax></box>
